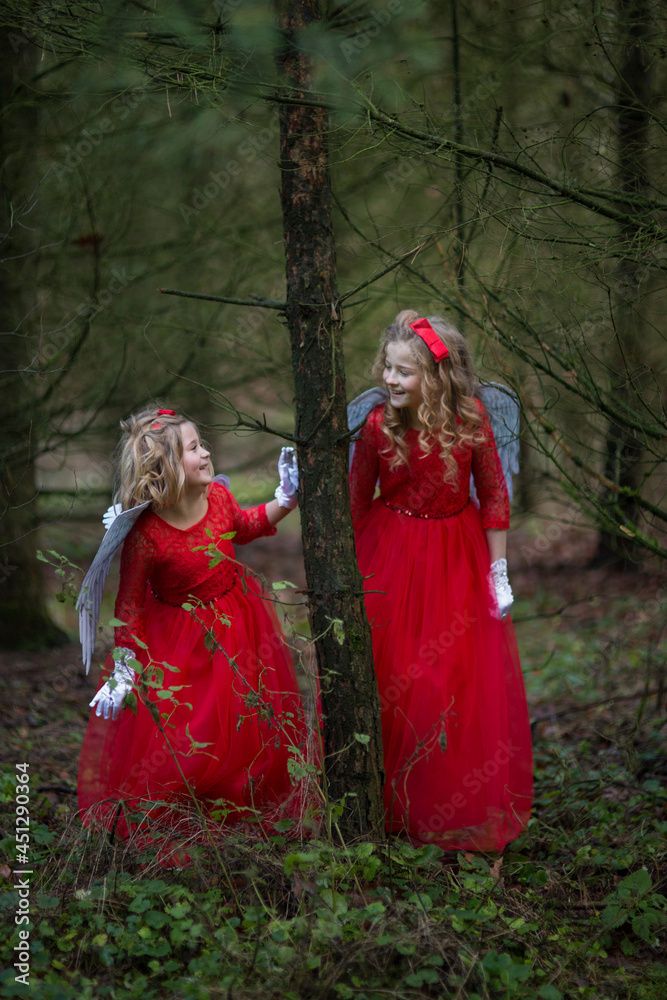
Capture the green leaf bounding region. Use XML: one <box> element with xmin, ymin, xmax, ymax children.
<box><xmin>128</xmin><ymin>896</ymin><xmax>152</xmax><ymax>913</ymax></box>
<box><xmin>35</xmin><ymin>894</ymin><xmax>60</xmax><ymax>910</ymax></box>
<box><xmin>272</xmin><ymin>580</ymin><xmax>297</xmax><ymax>590</ymax></box>
<box><xmin>602</xmin><ymin>903</ymin><xmax>628</xmax><ymax>930</ymax></box>
<box><xmin>283</xmin><ymin>851</ymin><xmax>317</xmax><ymax>875</ymax></box>
<box><xmin>408</xmin><ymin>891</ymin><xmax>433</xmax><ymax>911</ymax></box>
<box><xmin>538</xmin><ymin>987</ymin><xmax>563</xmax><ymax>1000</ymax></box>
<box><xmin>633</xmin><ymin>910</ymin><xmax>667</xmax><ymax>942</ymax></box>
<box><xmin>615</xmin><ymin>869</ymin><xmax>652</xmax><ymax>900</ymax></box>
<box><xmin>318</xmin><ymin>888</ymin><xmax>348</xmax><ymax>915</ymax></box>
<box><xmin>404</xmin><ymin>969</ymin><xmax>439</xmax><ymax>987</ymax></box>
<box><xmin>354</xmin><ymin>732</ymin><xmax>370</xmax><ymax>745</ymax></box>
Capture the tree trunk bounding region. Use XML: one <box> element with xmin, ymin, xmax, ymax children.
<box><xmin>0</xmin><ymin>32</ymin><xmax>67</xmax><ymax>648</ymax></box>
<box><xmin>274</xmin><ymin>0</ymin><xmax>384</xmax><ymax>839</ymax></box>
<box><xmin>594</xmin><ymin>0</ymin><xmax>651</xmax><ymax>568</ymax></box>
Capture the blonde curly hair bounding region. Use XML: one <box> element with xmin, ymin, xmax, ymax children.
<box><xmin>115</xmin><ymin>406</ymin><xmax>192</xmax><ymax>510</ymax></box>
<box><xmin>372</xmin><ymin>310</ymin><xmax>484</xmax><ymax>483</ymax></box>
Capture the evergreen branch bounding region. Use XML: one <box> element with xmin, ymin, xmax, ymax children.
<box><xmin>361</xmin><ymin>96</ymin><xmax>665</xmax><ymax>237</ymax></box>
<box><xmin>158</xmin><ymin>288</ymin><xmax>286</xmax><ymax>310</ymax></box>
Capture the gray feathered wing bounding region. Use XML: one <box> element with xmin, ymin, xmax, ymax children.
<box><xmin>472</xmin><ymin>382</ymin><xmax>520</xmax><ymax>503</ymax></box>
<box><xmin>76</xmin><ymin>502</ymin><xmax>151</xmax><ymax>673</ymax></box>
<box><xmin>76</xmin><ymin>474</ymin><xmax>231</xmax><ymax>673</ymax></box>
<box><xmin>347</xmin><ymin>387</ymin><xmax>388</xmax><ymax>467</ymax></box>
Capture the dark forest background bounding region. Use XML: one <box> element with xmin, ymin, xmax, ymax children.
<box><xmin>0</xmin><ymin>3</ymin><xmax>665</xmax><ymax>998</ymax></box>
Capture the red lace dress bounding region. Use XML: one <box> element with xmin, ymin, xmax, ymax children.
<box><xmin>350</xmin><ymin>402</ymin><xmax>533</xmax><ymax>851</ymax></box>
<box><xmin>78</xmin><ymin>482</ymin><xmax>305</xmax><ymax>840</ymax></box>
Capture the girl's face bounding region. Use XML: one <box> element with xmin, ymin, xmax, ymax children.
<box><xmin>383</xmin><ymin>341</ymin><xmax>424</xmax><ymax>419</ymax></box>
<box><xmin>180</xmin><ymin>423</ymin><xmax>212</xmax><ymax>491</ymax></box>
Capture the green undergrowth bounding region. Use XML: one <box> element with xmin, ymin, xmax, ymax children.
<box><xmin>1</xmin><ymin>585</ymin><xmax>665</xmax><ymax>999</ymax></box>
<box><xmin>1</xmin><ymin>720</ymin><xmax>665</xmax><ymax>1000</ymax></box>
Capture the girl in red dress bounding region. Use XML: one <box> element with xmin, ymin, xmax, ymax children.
<box><xmin>78</xmin><ymin>407</ymin><xmax>306</xmax><ymax>845</ymax></box>
<box><xmin>350</xmin><ymin>310</ymin><xmax>533</xmax><ymax>852</ymax></box>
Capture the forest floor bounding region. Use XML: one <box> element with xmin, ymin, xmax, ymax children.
<box><xmin>0</xmin><ymin>522</ymin><xmax>665</xmax><ymax>1000</ymax></box>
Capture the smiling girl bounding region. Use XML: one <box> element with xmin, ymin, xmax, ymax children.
<box><xmin>78</xmin><ymin>407</ymin><xmax>305</xmax><ymax>847</ymax></box>
<box><xmin>350</xmin><ymin>311</ymin><xmax>532</xmax><ymax>852</ymax></box>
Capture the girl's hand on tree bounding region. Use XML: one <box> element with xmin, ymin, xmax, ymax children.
<box><xmin>489</xmin><ymin>558</ymin><xmax>514</xmax><ymax>619</ymax></box>
<box><xmin>89</xmin><ymin>649</ymin><xmax>136</xmax><ymax>720</ymax></box>
<box><xmin>275</xmin><ymin>447</ymin><xmax>299</xmax><ymax>509</ymax></box>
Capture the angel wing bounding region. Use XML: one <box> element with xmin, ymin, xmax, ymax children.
<box><xmin>472</xmin><ymin>382</ymin><xmax>520</xmax><ymax>502</ymax></box>
<box><xmin>347</xmin><ymin>387</ymin><xmax>388</xmax><ymax>466</ymax></box>
<box><xmin>77</xmin><ymin>474</ymin><xmax>231</xmax><ymax>672</ymax></box>
<box><xmin>76</xmin><ymin>502</ymin><xmax>151</xmax><ymax>673</ymax></box>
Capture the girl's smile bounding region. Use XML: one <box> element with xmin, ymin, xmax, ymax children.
<box><xmin>383</xmin><ymin>342</ymin><xmax>424</xmax><ymax>422</ymax></box>
<box><xmin>180</xmin><ymin>423</ymin><xmax>212</xmax><ymax>490</ymax></box>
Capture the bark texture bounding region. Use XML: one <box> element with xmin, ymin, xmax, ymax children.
<box><xmin>275</xmin><ymin>0</ymin><xmax>384</xmax><ymax>838</ymax></box>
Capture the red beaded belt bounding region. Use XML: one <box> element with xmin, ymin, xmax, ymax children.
<box><xmin>383</xmin><ymin>498</ymin><xmax>470</xmax><ymax>519</ymax></box>
<box><xmin>150</xmin><ymin>567</ymin><xmax>240</xmax><ymax>607</ymax></box>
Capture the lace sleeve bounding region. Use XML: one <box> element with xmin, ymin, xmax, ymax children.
<box><xmin>350</xmin><ymin>409</ymin><xmax>381</xmax><ymax>526</ymax></box>
<box><xmin>227</xmin><ymin>490</ymin><xmax>277</xmax><ymax>545</ymax></box>
<box><xmin>471</xmin><ymin>403</ymin><xmax>510</xmax><ymax>530</ymax></box>
<box><xmin>114</xmin><ymin>520</ymin><xmax>155</xmax><ymax>652</ymax></box>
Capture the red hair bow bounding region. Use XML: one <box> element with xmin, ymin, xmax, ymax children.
<box><xmin>151</xmin><ymin>408</ymin><xmax>176</xmax><ymax>430</ymax></box>
<box><xmin>408</xmin><ymin>318</ymin><xmax>449</xmax><ymax>362</ymax></box>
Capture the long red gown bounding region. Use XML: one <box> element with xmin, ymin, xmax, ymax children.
<box><xmin>78</xmin><ymin>482</ymin><xmax>306</xmax><ymax>840</ymax></box>
<box><xmin>350</xmin><ymin>401</ymin><xmax>533</xmax><ymax>851</ymax></box>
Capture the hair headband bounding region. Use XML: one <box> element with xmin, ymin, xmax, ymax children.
<box><xmin>408</xmin><ymin>318</ymin><xmax>449</xmax><ymax>362</ymax></box>
<box><xmin>151</xmin><ymin>408</ymin><xmax>177</xmax><ymax>430</ymax></box>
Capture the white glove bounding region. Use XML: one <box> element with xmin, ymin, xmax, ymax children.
<box><xmin>274</xmin><ymin>447</ymin><xmax>299</xmax><ymax>509</ymax></box>
<box><xmin>489</xmin><ymin>558</ymin><xmax>514</xmax><ymax>619</ymax></box>
<box><xmin>103</xmin><ymin>503</ymin><xmax>122</xmax><ymax>531</ymax></box>
<box><xmin>89</xmin><ymin>649</ymin><xmax>136</xmax><ymax>720</ymax></box>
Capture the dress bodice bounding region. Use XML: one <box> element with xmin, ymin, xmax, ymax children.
<box><xmin>114</xmin><ymin>483</ymin><xmax>276</xmax><ymax>650</ymax></box>
<box><xmin>349</xmin><ymin>401</ymin><xmax>509</xmax><ymax>529</ymax></box>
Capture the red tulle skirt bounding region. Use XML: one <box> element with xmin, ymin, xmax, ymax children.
<box><xmin>78</xmin><ymin>575</ymin><xmax>307</xmax><ymax>843</ymax></box>
<box><xmin>356</xmin><ymin>499</ymin><xmax>533</xmax><ymax>852</ymax></box>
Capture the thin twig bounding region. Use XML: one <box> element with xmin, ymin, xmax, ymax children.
<box><xmin>530</xmin><ymin>689</ymin><xmax>661</xmax><ymax>728</ymax></box>
<box><xmin>158</xmin><ymin>288</ymin><xmax>286</xmax><ymax>310</ymax></box>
